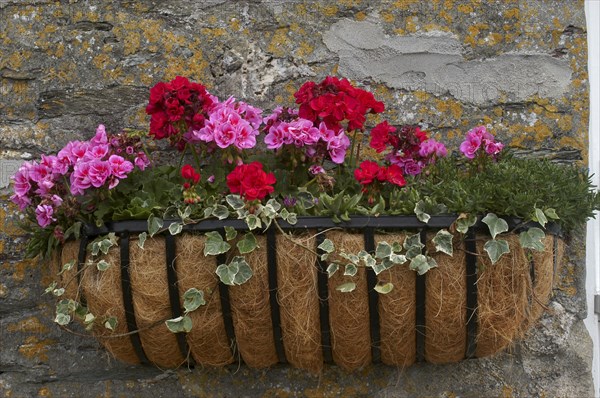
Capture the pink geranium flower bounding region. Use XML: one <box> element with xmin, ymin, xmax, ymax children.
<box><xmin>35</xmin><ymin>204</ymin><xmax>56</xmax><ymax>227</ymax></box>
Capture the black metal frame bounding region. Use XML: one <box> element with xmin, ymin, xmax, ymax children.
<box><xmin>76</xmin><ymin>215</ymin><xmax>561</xmax><ymax>366</ymax></box>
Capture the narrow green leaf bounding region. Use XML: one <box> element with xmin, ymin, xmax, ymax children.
<box><xmin>374</xmin><ymin>282</ymin><xmax>394</xmax><ymax>294</ymax></box>
<box><xmin>336</xmin><ymin>282</ymin><xmax>356</xmax><ymax>293</ymax></box>
<box><xmin>482</xmin><ymin>213</ymin><xmax>509</xmax><ymax>239</ymax></box>
<box><xmin>433</xmin><ymin>229</ymin><xmax>454</xmax><ymax>256</ymax></box>
<box><xmin>483</xmin><ymin>239</ymin><xmax>510</xmax><ymax>264</ymax></box>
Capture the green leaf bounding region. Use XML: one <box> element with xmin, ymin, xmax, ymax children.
<box><xmin>165</xmin><ymin>315</ymin><xmax>193</xmax><ymax>333</ymax></box>
<box><xmin>215</xmin><ymin>256</ymin><xmax>253</xmax><ymax>286</ymax></box>
<box><xmin>482</xmin><ymin>213</ymin><xmax>509</xmax><ymax>239</ymax></box>
<box><xmin>519</xmin><ymin>228</ymin><xmax>546</xmax><ymax>251</ymax></box>
<box><xmin>96</xmin><ymin>260</ymin><xmax>110</xmax><ymax>271</ymax></box>
<box><xmin>389</xmin><ymin>253</ymin><xmax>407</xmax><ymax>264</ymax></box>
<box><xmin>414</xmin><ymin>200</ymin><xmax>430</xmax><ymax>223</ymax></box>
<box><xmin>64</xmin><ymin>222</ymin><xmax>82</xmax><ymax>240</ymax></box>
<box><xmin>433</xmin><ymin>230</ymin><xmax>454</xmax><ymax>256</ymax></box>
<box><xmin>137</xmin><ymin>232</ymin><xmax>147</xmax><ymax>249</ymax></box>
<box><xmin>245</xmin><ymin>214</ymin><xmax>261</xmax><ymax>230</ymax></box>
<box><xmin>483</xmin><ymin>239</ymin><xmax>510</xmax><ymax>264</ymax></box>
<box><xmin>58</xmin><ymin>260</ymin><xmax>75</xmax><ymax>275</ymax></box>
<box><xmin>456</xmin><ymin>214</ymin><xmax>477</xmax><ymax>234</ymax></box>
<box><xmin>336</xmin><ymin>282</ymin><xmax>356</xmax><ymax>293</ymax></box>
<box><xmin>374</xmin><ymin>282</ymin><xmax>394</xmax><ymax>294</ymax></box>
<box><xmin>168</xmin><ymin>222</ymin><xmax>183</xmax><ymax>235</ymax></box>
<box><xmin>237</xmin><ymin>233</ymin><xmax>258</xmax><ymax>254</ymax></box>
<box><xmin>326</xmin><ymin>263</ymin><xmax>339</xmax><ymax>278</ymax></box>
<box><xmin>204</xmin><ymin>231</ymin><xmax>231</xmax><ymax>256</ymax></box>
<box><xmin>286</xmin><ymin>212</ymin><xmax>298</xmax><ymax>225</ymax></box>
<box><xmin>52</xmin><ymin>288</ymin><xmax>65</xmax><ymax>297</ymax></box>
<box><xmin>318</xmin><ymin>238</ymin><xmax>335</xmax><ymax>253</ymax></box>
<box><xmin>533</xmin><ymin>207</ymin><xmax>548</xmax><ymax>227</ymax></box>
<box><xmin>297</xmin><ymin>190</ymin><xmax>316</xmax><ymax>209</ymax></box>
<box><xmin>279</xmin><ymin>208</ymin><xmax>290</xmax><ymax>220</ymax></box>
<box><xmin>104</xmin><ymin>317</ymin><xmax>118</xmax><ymax>331</ymax></box>
<box><xmin>404</xmin><ymin>232</ymin><xmax>424</xmax><ymax>259</ymax></box>
<box><xmin>226</xmin><ymin>194</ymin><xmax>245</xmax><ymax>210</ymax></box>
<box><xmin>148</xmin><ymin>215</ymin><xmax>164</xmax><ymax>237</ymax></box>
<box><xmin>409</xmin><ymin>254</ymin><xmax>437</xmax><ymax>275</ymax></box>
<box><xmin>544</xmin><ymin>208</ymin><xmax>560</xmax><ymax>220</ymax></box>
<box><xmin>212</xmin><ymin>205</ymin><xmax>230</xmax><ymax>220</ymax></box>
<box><xmin>375</xmin><ymin>241</ymin><xmax>392</xmax><ymax>259</ymax></box>
<box><xmin>183</xmin><ymin>288</ymin><xmax>205</xmax><ymax>312</ymax></box>
<box><xmin>224</xmin><ymin>226</ymin><xmax>237</xmax><ymax>241</ymax></box>
<box><xmin>344</xmin><ymin>263</ymin><xmax>358</xmax><ymax>277</ymax></box>
<box><xmin>372</xmin><ymin>258</ymin><xmax>395</xmax><ymax>275</ymax></box>
<box><xmin>55</xmin><ymin>313</ymin><xmax>71</xmax><ymax>326</ymax></box>
<box><xmin>45</xmin><ymin>281</ymin><xmax>57</xmax><ymax>294</ymax></box>
<box><xmin>84</xmin><ymin>313</ymin><xmax>95</xmax><ymax>325</ymax></box>
<box><xmin>266</xmin><ymin>198</ymin><xmax>282</xmax><ymax>212</ymax></box>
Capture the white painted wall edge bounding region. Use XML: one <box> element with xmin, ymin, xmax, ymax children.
<box><xmin>585</xmin><ymin>1</ymin><xmax>600</xmax><ymax>397</ymax></box>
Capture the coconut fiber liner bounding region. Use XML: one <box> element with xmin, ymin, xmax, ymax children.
<box><xmin>58</xmin><ymin>227</ymin><xmax>563</xmax><ymax>372</ymax></box>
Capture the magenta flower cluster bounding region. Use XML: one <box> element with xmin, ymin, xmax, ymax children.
<box><xmin>192</xmin><ymin>96</ymin><xmax>263</xmax><ymax>150</ymax></box>
<box><xmin>459</xmin><ymin>126</ymin><xmax>504</xmax><ymax>159</ymax></box>
<box><xmin>263</xmin><ymin>106</ymin><xmax>350</xmax><ymax>164</ymax></box>
<box><xmin>10</xmin><ymin>125</ymin><xmax>149</xmax><ymax>228</ymax></box>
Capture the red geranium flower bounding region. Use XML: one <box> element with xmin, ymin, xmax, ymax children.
<box><xmin>382</xmin><ymin>164</ymin><xmax>406</xmax><ymax>187</ymax></box>
<box><xmin>181</xmin><ymin>164</ymin><xmax>200</xmax><ymax>184</ymax></box>
<box><xmin>369</xmin><ymin>121</ymin><xmax>396</xmax><ymax>153</ymax></box>
<box><xmin>354</xmin><ymin>160</ymin><xmax>385</xmax><ymax>186</ymax></box>
<box><xmin>226</xmin><ymin>162</ymin><xmax>276</xmax><ymax>201</ymax></box>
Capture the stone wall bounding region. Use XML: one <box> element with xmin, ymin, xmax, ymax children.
<box><xmin>0</xmin><ymin>0</ymin><xmax>593</xmax><ymax>396</ymax></box>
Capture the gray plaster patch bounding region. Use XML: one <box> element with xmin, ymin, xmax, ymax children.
<box><xmin>323</xmin><ymin>19</ymin><xmax>572</xmax><ymax>105</ymax></box>
<box><xmin>0</xmin><ymin>159</ymin><xmax>22</xmax><ymax>189</ymax></box>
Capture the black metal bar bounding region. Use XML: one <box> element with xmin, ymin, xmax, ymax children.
<box><xmin>119</xmin><ymin>232</ymin><xmax>149</xmax><ymax>364</ymax></box>
<box><xmin>464</xmin><ymin>229</ymin><xmax>478</xmax><ymax>359</ymax></box>
<box><xmin>364</xmin><ymin>227</ymin><xmax>380</xmax><ymax>363</ymax></box>
<box><xmin>216</xmin><ymin>249</ymin><xmax>237</xmax><ymax>362</ymax></box>
<box><xmin>315</xmin><ymin>231</ymin><xmax>333</xmax><ymax>363</ymax></box>
<box><xmin>415</xmin><ymin>230</ymin><xmax>427</xmax><ymax>362</ymax></box>
<box><xmin>83</xmin><ymin>216</ymin><xmax>561</xmax><ymax>237</ymax></box>
<box><xmin>77</xmin><ymin>236</ymin><xmax>88</xmax><ymax>307</ymax></box>
<box><xmin>266</xmin><ymin>227</ymin><xmax>287</xmax><ymax>363</ymax></box>
<box><xmin>165</xmin><ymin>233</ymin><xmax>193</xmax><ymax>365</ymax></box>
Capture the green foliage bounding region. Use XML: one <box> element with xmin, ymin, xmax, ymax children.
<box><xmin>216</xmin><ymin>256</ymin><xmax>253</xmax><ymax>286</ymax></box>
<box><xmin>204</xmin><ymin>231</ymin><xmax>231</xmax><ymax>256</ymax></box>
<box><xmin>484</xmin><ymin>239</ymin><xmax>510</xmax><ymax>264</ymax></box>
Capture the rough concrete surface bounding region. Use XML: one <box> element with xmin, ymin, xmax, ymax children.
<box><xmin>0</xmin><ymin>0</ymin><xmax>594</xmax><ymax>396</ymax></box>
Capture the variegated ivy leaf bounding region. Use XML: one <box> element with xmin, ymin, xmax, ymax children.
<box><xmin>414</xmin><ymin>200</ymin><xmax>430</xmax><ymax>223</ymax></box>
<box><xmin>483</xmin><ymin>239</ymin><xmax>510</xmax><ymax>264</ymax></box>
<box><xmin>375</xmin><ymin>241</ymin><xmax>392</xmax><ymax>259</ymax></box>
<box><xmin>237</xmin><ymin>233</ymin><xmax>258</xmax><ymax>254</ymax></box>
<box><xmin>226</xmin><ymin>194</ymin><xmax>245</xmax><ymax>210</ymax></box>
<box><xmin>165</xmin><ymin>315</ymin><xmax>193</xmax><ymax>333</ymax></box>
<box><xmin>245</xmin><ymin>214</ymin><xmax>261</xmax><ymax>230</ymax></box>
<box><xmin>344</xmin><ymin>264</ymin><xmax>358</xmax><ymax>277</ymax></box>
<box><xmin>55</xmin><ymin>313</ymin><xmax>71</xmax><ymax>326</ymax></box>
<box><xmin>392</xmin><ymin>242</ymin><xmax>403</xmax><ymax>253</ymax></box>
<box><xmin>168</xmin><ymin>222</ymin><xmax>183</xmax><ymax>235</ymax></box>
<box><xmin>336</xmin><ymin>282</ymin><xmax>356</xmax><ymax>293</ymax></box>
<box><xmin>45</xmin><ymin>281</ymin><xmax>57</xmax><ymax>294</ymax></box>
<box><xmin>389</xmin><ymin>253</ymin><xmax>407</xmax><ymax>264</ymax></box>
<box><xmin>404</xmin><ymin>233</ymin><xmax>424</xmax><ymax>259</ymax></box>
<box><xmin>544</xmin><ymin>208</ymin><xmax>560</xmax><ymax>220</ymax></box>
<box><xmin>433</xmin><ymin>229</ymin><xmax>454</xmax><ymax>256</ymax></box>
<box><xmin>374</xmin><ymin>282</ymin><xmax>394</xmax><ymax>294</ymax></box>
<box><xmin>340</xmin><ymin>252</ymin><xmax>359</xmax><ymax>264</ymax></box>
<box><xmin>224</xmin><ymin>226</ymin><xmax>237</xmax><ymax>241</ymax></box>
<box><xmin>533</xmin><ymin>207</ymin><xmax>548</xmax><ymax>228</ymax></box>
<box><xmin>215</xmin><ymin>256</ymin><xmax>253</xmax><ymax>286</ymax></box>
<box><xmin>148</xmin><ymin>214</ymin><xmax>164</xmax><ymax>237</ymax></box>
<box><xmin>84</xmin><ymin>313</ymin><xmax>95</xmax><ymax>325</ymax></box>
<box><xmin>96</xmin><ymin>260</ymin><xmax>110</xmax><ymax>271</ymax></box>
<box><xmin>212</xmin><ymin>205</ymin><xmax>230</xmax><ymax>220</ymax></box>
<box><xmin>409</xmin><ymin>254</ymin><xmax>437</xmax><ymax>275</ymax></box>
<box><xmin>58</xmin><ymin>260</ymin><xmax>75</xmax><ymax>275</ymax></box>
<box><xmin>318</xmin><ymin>238</ymin><xmax>335</xmax><ymax>253</ymax></box>
<box><xmin>137</xmin><ymin>232</ymin><xmax>147</xmax><ymax>249</ymax></box>
<box><xmin>455</xmin><ymin>213</ymin><xmax>477</xmax><ymax>234</ymax></box>
<box><xmin>204</xmin><ymin>231</ymin><xmax>231</xmax><ymax>256</ymax></box>
<box><xmin>104</xmin><ymin>317</ymin><xmax>118</xmax><ymax>331</ymax></box>
<box><xmin>482</xmin><ymin>213</ymin><xmax>508</xmax><ymax>239</ymax></box>
<box><xmin>326</xmin><ymin>263</ymin><xmax>339</xmax><ymax>278</ymax></box>
<box><xmin>265</xmin><ymin>198</ymin><xmax>282</xmax><ymax>212</ymax></box>
<box><xmin>183</xmin><ymin>288</ymin><xmax>205</xmax><ymax>313</ymax></box>
<box><xmin>372</xmin><ymin>258</ymin><xmax>395</xmax><ymax>275</ymax></box>
<box><xmin>178</xmin><ymin>206</ymin><xmax>192</xmax><ymax>220</ymax></box>
<box><xmin>52</xmin><ymin>288</ymin><xmax>65</xmax><ymax>297</ymax></box>
<box><xmin>519</xmin><ymin>228</ymin><xmax>546</xmax><ymax>252</ymax></box>
<box><xmin>286</xmin><ymin>212</ymin><xmax>298</xmax><ymax>225</ymax></box>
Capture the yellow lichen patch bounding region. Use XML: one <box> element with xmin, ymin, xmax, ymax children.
<box><xmin>321</xmin><ymin>4</ymin><xmax>338</xmax><ymax>17</ymax></box>
<box><xmin>493</xmin><ymin>107</ymin><xmax>504</xmax><ymax>117</ymax></box>
<box><xmin>267</xmin><ymin>28</ymin><xmax>291</xmax><ymax>58</ymax></box>
<box><xmin>559</xmin><ymin>136</ymin><xmax>583</xmax><ymax>150</ymax></box>
<box><xmin>10</xmin><ymin>258</ymin><xmax>37</xmax><ymax>283</ymax></box>
<box><xmin>7</xmin><ymin>317</ymin><xmax>48</xmax><ymax>334</ymax></box>
<box><xmin>434</xmin><ymin>98</ymin><xmax>463</xmax><ymax>120</ymax></box>
<box><xmin>484</xmin><ymin>32</ymin><xmax>504</xmax><ymax>46</ymax></box>
<box><xmin>405</xmin><ymin>16</ymin><xmax>418</xmax><ymax>33</ymax></box>
<box><xmin>557</xmin><ymin>114</ymin><xmax>573</xmax><ymax>132</ymax></box>
<box><xmin>37</xmin><ymin>387</ymin><xmax>51</xmax><ymax>397</ymax></box>
<box><xmin>504</xmin><ymin>8</ymin><xmax>520</xmax><ymax>19</ymax></box>
<box><xmin>355</xmin><ymin>11</ymin><xmax>367</xmax><ymax>21</ymax></box>
<box><xmin>393</xmin><ymin>0</ymin><xmax>420</xmax><ymax>9</ymax></box>
<box><xmin>457</xmin><ymin>4</ymin><xmax>473</xmax><ymax>14</ymax></box>
<box><xmin>381</xmin><ymin>11</ymin><xmax>395</xmax><ymax>23</ymax></box>
<box><xmin>424</xmin><ymin>23</ymin><xmax>451</xmax><ymax>33</ymax></box>
<box><xmin>295</xmin><ymin>42</ymin><xmax>314</xmax><ymax>58</ymax></box>
<box><xmin>92</xmin><ymin>53</ymin><xmax>111</xmax><ymax>70</ymax></box>
<box><xmin>413</xmin><ymin>90</ymin><xmax>430</xmax><ymax>101</ymax></box>
<box><xmin>18</xmin><ymin>336</ymin><xmax>55</xmax><ymax>363</ymax></box>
